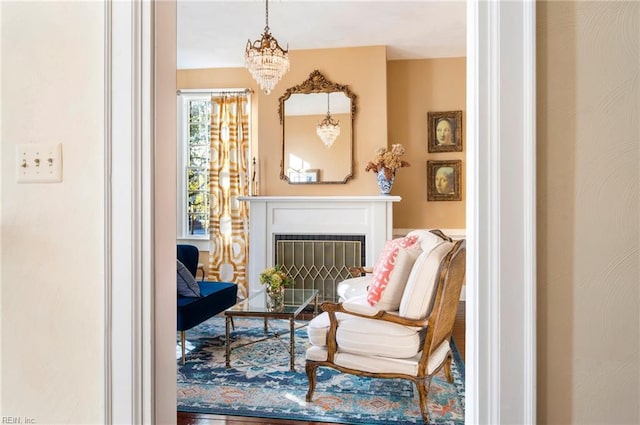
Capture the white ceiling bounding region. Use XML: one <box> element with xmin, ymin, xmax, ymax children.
<box><xmin>177</xmin><ymin>1</ymin><xmax>467</xmax><ymax>70</ymax></box>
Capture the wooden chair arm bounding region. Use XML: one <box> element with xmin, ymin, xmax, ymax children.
<box><xmin>321</xmin><ymin>302</ymin><xmax>429</xmax><ymax>328</ymax></box>
<box><xmin>348</xmin><ymin>266</ymin><xmax>373</xmax><ymax>277</ymax></box>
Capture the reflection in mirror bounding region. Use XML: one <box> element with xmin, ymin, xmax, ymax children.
<box><xmin>279</xmin><ymin>70</ymin><xmax>357</xmax><ymax>184</ymax></box>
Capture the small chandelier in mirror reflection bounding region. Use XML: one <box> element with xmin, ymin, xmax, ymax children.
<box><xmin>316</xmin><ymin>93</ymin><xmax>340</xmax><ymax>148</ymax></box>
<box><xmin>244</xmin><ymin>0</ymin><xmax>290</xmax><ymax>95</ymax></box>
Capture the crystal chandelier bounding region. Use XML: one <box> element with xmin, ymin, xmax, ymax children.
<box><xmin>316</xmin><ymin>93</ymin><xmax>341</xmax><ymax>148</ymax></box>
<box><xmin>244</xmin><ymin>0</ymin><xmax>289</xmax><ymax>95</ymax></box>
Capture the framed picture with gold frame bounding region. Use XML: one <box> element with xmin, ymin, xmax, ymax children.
<box><xmin>427</xmin><ymin>160</ymin><xmax>462</xmax><ymax>201</ymax></box>
<box><xmin>427</xmin><ymin>110</ymin><xmax>463</xmax><ymax>153</ymax></box>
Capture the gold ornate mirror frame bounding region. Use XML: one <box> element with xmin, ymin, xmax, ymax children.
<box><xmin>278</xmin><ymin>70</ymin><xmax>357</xmax><ymax>184</ymax></box>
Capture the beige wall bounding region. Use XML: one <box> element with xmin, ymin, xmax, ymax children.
<box><xmin>178</xmin><ymin>51</ymin><xmax>466</xmax><ymax>230</ymax></box>
<box><xmin>1</xmin><ymin>2</ymin><xmax>105</xmax><ymax>423</ymax></box>
<box><xmin>181</xmin><ymin>46</ymin><xmax>389</xmax><ymax>200</ymax></box>
<box><xmin>387</xmin><ymin>58</ymin><xmax>466</xmax><ymax>229</ymax></box>
<box><xmin>537</xmin><ymin>2</ymin><xmax>639</xmax><ymax>424</ymax></box>
<box><xmin>179</xmin><ymin>46</ymin><xmax>388</xmax><ymax>198</ymax></box>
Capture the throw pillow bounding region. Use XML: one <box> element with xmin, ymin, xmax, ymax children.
<box><xmin>374</xmin><ymin>247</ymin><xmax>422</xmax><ymax>311</ymax></box>
<box><xmin>177</xmin><ymin>259</ymin><xmax>201</xmax><ymax>297</ymax></box>
<box><xmin>366</xmin><ymin>235</ymin><xmax>419</xmax><ymax>306</ymax></box>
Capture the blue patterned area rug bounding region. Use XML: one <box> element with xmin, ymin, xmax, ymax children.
<box><xmin>177</xmin><ymin>316</ymin><xmax>465</xmax><ymax>425</ymax></box>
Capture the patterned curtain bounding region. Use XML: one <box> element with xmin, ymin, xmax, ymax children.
<box><xmin>208</xmin><ymin>94</ymin><xmax>250</xmax><ymax>298</ymax></box>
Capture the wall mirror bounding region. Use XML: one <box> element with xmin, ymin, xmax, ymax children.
<box><xmin>279</xmin><ymin>70</ymin><xmax>357</xmax><ymax>184</ymax></box>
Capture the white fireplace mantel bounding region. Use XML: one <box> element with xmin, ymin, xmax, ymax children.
<box><xmin>237</xmin><ymin>195</ymin><xmax>401</xmax><ymax>296</ymax></box>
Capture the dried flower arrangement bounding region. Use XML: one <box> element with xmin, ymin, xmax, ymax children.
<box><xmin>365</xmin><ymin>144</ymin><xmax>411</xmax><ymax>179</ymax></box>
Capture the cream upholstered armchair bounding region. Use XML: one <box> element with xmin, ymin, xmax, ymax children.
<box><xmin>304</xmin><ymin>229</ymin><xmax>466</xmax><ymax>423</ymax></box>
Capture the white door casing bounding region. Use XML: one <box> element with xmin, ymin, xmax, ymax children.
<box><xmin>105</xmin><ymin>1</ymin><xmax>536</xmax><ymax>424</ymax></box>
<box><xmin>465</xmin><ymin>2</ymin><xmax>536</xmax><ymax>424</ymax></box>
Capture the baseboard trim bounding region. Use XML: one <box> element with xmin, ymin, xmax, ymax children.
<box><xmin>393</xmin><ymin>228</ymin><xmax>466</xmax><ymax>240</ymax></box>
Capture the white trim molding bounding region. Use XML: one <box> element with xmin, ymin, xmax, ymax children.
<box><xmin>393</xmin><ymin>228</ymin><xmax>466</xmax><ymax>240</ymax></box>
<box><xmin>466</xmin><ymin>1</ymin><xmax>536</xmax><ymax>424</ymax></box>
<box><xmin>106</xmin><ymin>1</ymin><xmax>536</xmax><ymax>424</ymax></box>
<box><xmin>105</xmin><ymin>1</ymin><xmax>155</xmax><ymax>423</ymax></box>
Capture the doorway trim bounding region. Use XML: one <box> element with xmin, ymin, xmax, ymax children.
<box><xmin>105</xmin><ymin>1</ymin><xmax>536</xmax><ymax>424</ymax></box>
<box><xmin>465</xmin><ymin>2</ymin><xmax>536</xmax><ymax>424</ymax></box>
<box><xmin>104</xmin><ymin>1</ymin><xmax>156</xmax><ymax>423</ymax></box>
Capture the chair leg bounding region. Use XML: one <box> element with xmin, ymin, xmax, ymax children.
<box><xmin>416</xmin><ymin>376</ymin><xmax>432</xmax><ymax>424</ymax></box>
<box><xmin>444</xmin><ymin>352</ymin><xmax>454</xmax><ymax>383</ymax></box>
<box><xmin>181</xmin><ymin>331</ymin><xmax>186</xmax><ymax>365</ymax></box>
<box><xmin>305</xmin><ymin>361</ymin><xmax>318</xmax><ymax>402</ymax></box>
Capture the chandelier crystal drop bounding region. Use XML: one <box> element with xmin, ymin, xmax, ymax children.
<box><xmin>316</xmin><ymin>93</ymin><xmax>341</xmax><ymax>148</ymax></box>
<box><xmin>244</xmin><ymin>0</ymin><xmax>290</xmax><ymax>95</ymax></box>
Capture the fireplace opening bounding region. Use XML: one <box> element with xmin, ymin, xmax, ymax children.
<box><xmin>274</xmin><ymin>234</ymin><xmax>365</xmax><ymax>303</ymax></box>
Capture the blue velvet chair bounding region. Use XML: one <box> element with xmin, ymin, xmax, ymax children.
<box><xmin>177</xmin><ymin>244</ymin><xmax>238</xmax><ymax>364</ymax></box>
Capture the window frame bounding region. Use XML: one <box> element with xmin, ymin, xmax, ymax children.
<box><xmin>176</xmin><ymin>90</ymin><xmax>253</xmax><ymax>251</ymax></box>
<box><xmin>177</xmin><ymin>92</ymin><xmax>212</xmax><ymax>248</ymax></box>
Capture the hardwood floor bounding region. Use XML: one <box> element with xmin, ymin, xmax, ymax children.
<box><xmin>177</xmin><ymin>302</ymin><xmax>466</xmax><ymax>425</ymax></box>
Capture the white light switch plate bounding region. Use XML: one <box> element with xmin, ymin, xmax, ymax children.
<box><xmin>16</xmin><ymin>143</ymin><xmax>63</xmax><ymax>183</ymax></box>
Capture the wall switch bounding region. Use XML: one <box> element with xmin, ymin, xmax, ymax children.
<box><xmin>16</xmin><ymin>143</ymin><xmax>63</xmax><ymax>183</ymax></box>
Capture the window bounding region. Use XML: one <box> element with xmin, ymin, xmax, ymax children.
<box><xmin>178</xmin><ymin>94</ymin><xmax>211</xmax><ymax>239</ymax></box>
<box><xmin>177</xmin><ymin>90</ymin><xmax>253</xmax><ymax>242</ymax></box>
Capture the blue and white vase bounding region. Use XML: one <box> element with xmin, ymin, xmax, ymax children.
<box><xmin>376</xmin><ymin>169</ymin><xmax>395</xmax><ymax>195</ymax></box>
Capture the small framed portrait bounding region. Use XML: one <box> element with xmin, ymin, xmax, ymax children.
<box><xmin>427</xmin><ymin>160</ymin><xmax>462</xmax><ymax>201</ymax></box>
<box><xmin>427</xmin><ymin>110</ymin><xmax>463</xmax><ymax>153</ymax></box>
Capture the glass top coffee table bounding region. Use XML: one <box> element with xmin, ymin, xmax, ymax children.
<box><xmin>224</xmin><ymin>288</ymin><xmax>319</xmax><ymax>371</ymax></box>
